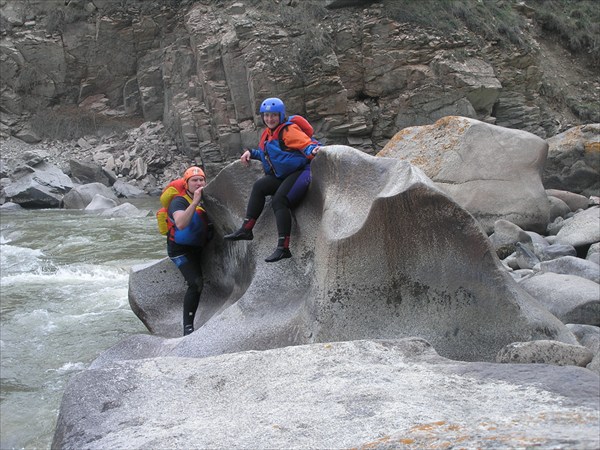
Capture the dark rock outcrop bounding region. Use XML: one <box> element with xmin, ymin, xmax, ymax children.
<box><xmin>543</xmin><ymin>124</ymin><xmax>600</xmax><ymax>197</ymax></box>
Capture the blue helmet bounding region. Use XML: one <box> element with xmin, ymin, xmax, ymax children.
<box><xmin>259</xmin><ymin>97</ymin><xmax>286</xmax><ymax>123</ymax></box>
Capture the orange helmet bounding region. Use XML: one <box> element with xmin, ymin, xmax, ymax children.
<box><xmin>183</xmin><ymin>166</ymin><xmax>205</xmax><ymax>188</ymax></box>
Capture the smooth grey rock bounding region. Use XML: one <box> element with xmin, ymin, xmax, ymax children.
<box><xmin>587</xmin><ymin>243</ymin><xmax>600</xmax><ymax>266</ymax></box>
<box><xmin>547</xmin><ymin>195</ymin><xmax>572</xmax><ymax>222</ymax></box>
<box><xmin>99</xmin><ymin>202</ymin><xmax>151</xmax><ymax>218</ymax></box>
<box><xmin>519</xmin><ymin>273</ymin><xmax>600</xmax><ymax>325</ymax></box>
<box><xmin>546</xmin><ymin>188</ymin><xmax>591</xmax><ymax>212</ymax></box>
<box><xmin>84</xmin><ymin>194</ymin><xmax>118</xmax><ymax>211</ymax></box>
<box><xmin>567</xmin><ymin>324</ymin><xmax>600</xmax><ymax>354</ymax></box>
<box><xmin>556</xmin><ymin>206</ymin><xmax>600</xmax><ymax>247</ymax></box>
<box><xmin>587</xmin><ymin>356</ymin><xmax>600</xmax><ymax>375</ymax></box>
<box><xmin>538</xmin><ymin>243</ymin><xmax>577</xmax><ymax>261</ymax></box>
<box><xmin>489</xmin><ymin>219</ymin><xmax>532</xmax><ymax>259</ymax></box>
<box><xmin>496</xmin><ymin>340</ymin><xmax>593</xmax><ymax>367</ymax></box>
<box><xmin>379</xmin><ymin>116</ymin><xmax>551</xmax><ymax>233</ymax></box>
<box><xmin>112</xmin><ymin>179</ymin><xmax>146</xmax><ymax>198</ymax></box>
<box><xmin>0</xmin><ymin>201</ymin><xmax>23</xmax><ymax>210</ymax></box>
<box><xmin>503</xmin><ymin>252</ymin><xmax>520</xmax><ymax>271</ymax></box>
<box><xmin>14</xmin><ymin>124</ymin><xmax>41</xmax><ymax>143</ymax></box>
<box><xmin>510</xmin><ymin>269</ymin><xmax>535</xmax><ymax>281</ymax></box>
<box><xmin>535</xmin><ymin>256</ymin><xmax>600</xmax><ymax>283</ymax></box>
<box><xmin>62</xmin><ymin>183</ymin><xmax>118</xmax><ymax>209</ymax></box>
<box><xmin>125</xmin><ymin>146</ymin><xmax>575</xmax><ymax>362</ymax></box>
<box><xmin>566</xmin><ymin>324</ymin><xmax>600</xmax><ymax>374</ymax></box>
<box><xmin>547</xmin><ymin>216</ymin><xmax>567</xmax><ymax>235</ymax></box>
<box><xmin>525</xmin><ymin>230</ymin><xmax>550</xmax><ymax>247</ymax></box>
<box><xmin>52</xmin><ymin>339</ymin><xmax>600</xmax><ymax>450</ymax></box>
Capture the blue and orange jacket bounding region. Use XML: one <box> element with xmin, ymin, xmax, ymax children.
<box><xmin>250</xmin><ymin>118</ymin><xmax>320</xmax><ymax>179</ymax></box>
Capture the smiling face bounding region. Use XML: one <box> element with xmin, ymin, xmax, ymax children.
<box><xmin>262</xmin><ymin>112</ymin><xmax>281</xmax><ymax>129</ymax></box>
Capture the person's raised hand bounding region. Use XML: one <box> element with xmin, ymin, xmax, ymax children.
<box><xmin>241</xmin><ymin>149</ymin><xmax>251</xmax><ymax>166</ymax></box>
<box><xmin>192</xmin><ymin>185</ymin><xmax>203</xmax><ymax>205</ymax></box>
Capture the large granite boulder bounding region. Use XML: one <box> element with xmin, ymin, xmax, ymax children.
<box><xmin>378</xmin><ymin>116</ymin><xmax>551</xmax><ymax>234</ymax></box>
<box><xmin>52</xmin><ymin>339</ymin><xmax>600</xmax><ymax>450</ymax></box>
<box><xmin>124</xmin><ymin>145</ymin><xmax>575</xmax><ymax>363</ymax></box>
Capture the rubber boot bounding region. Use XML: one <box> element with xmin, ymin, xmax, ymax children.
<box><xmin>224</xmin><ymin>218</ymin><xmax>255</xmax><ymax>241</ymax></box>
<box><xmin>265</xmin><ymin>235</ymin><xmax>292</xmax><ymax>263</ymax></box>
<box><xmin>183</xmin><ymin>324</ymin><xmax>194</xmax><ymax>336</ymax></box>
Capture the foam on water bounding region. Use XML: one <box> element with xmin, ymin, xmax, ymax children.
<box><xmin>0</xmin><ymin>242</ymin><xmax>45</xmax><ymax>275</ymax></box>
<box><xmin>1</xmin><ymin>204</ymin><xmax>158</xmax><ymax>449</ymax></box>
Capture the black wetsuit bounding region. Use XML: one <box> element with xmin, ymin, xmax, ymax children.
<box><xmin>167</xmin><ymin>196</ymin><xmax>211</xmax><ymax>334</ymax></box>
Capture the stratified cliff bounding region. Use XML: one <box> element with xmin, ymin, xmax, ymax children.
<box><xmin>1</xmin><ymin>0</ymin><xmax>598</xmax><ymax>174</ymax></box>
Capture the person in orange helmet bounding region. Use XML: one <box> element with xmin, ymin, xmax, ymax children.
<box><xmin>166</xmin><ymin>166</ymin><xmax>213</xmax><ymax>336</ymax></box>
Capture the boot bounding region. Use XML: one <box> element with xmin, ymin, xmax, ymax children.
<box><xmin>224</xmin><ymin>227</ymin><xmax>254</xmax><ymax>241</ymax></box>
<box><xmin>224</xmin><ymin>218</ymin><xmax>255</xmax><ymax>241</ymax></box>
<box><xmin>265</xmin><ymin>247</ymin><xmax>292</xmax><ymax>263</ymax></box>
<box><xmin>183</xmin><ymin>324</ymin><xmax>194</xmax><ymax>336</ymax></box>
<box><xmin>265</xmin><ymin>235</ymin><xmax>291</xmax><ymax>262</ymax></box>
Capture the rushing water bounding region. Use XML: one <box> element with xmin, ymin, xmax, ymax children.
<box><xmin>0</xmin><ymin>198</ymin><xmax>165</xmax><ymax>449</ymax></box>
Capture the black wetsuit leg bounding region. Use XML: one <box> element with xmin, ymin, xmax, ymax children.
<box><xmin>246</xmin><ymin>174</ymin><xmax>282</xmax><ymax>220</ymax></box>
<box><xmin>173</xmin><ymin>251</ymin><xmax>203</xmax><ymax>329</ymax></box>
<box><xmin>272</xmin><ymin>165</ymin><xmax>311</xmax><ymax>236</ymax></box>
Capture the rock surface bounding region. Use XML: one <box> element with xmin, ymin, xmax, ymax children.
<box><xmin>124</xmin><ymin>146</ymin><xmax>575</xmax><ymax>362</ymax></box>
<box><xmin>518</xmin><ymin>273</ymin><xmax>600</xmax><ymax>326</ymax></box>
<box><xmin>52</xmin><ymin>339</ymin><xmax>600</xmax><ymax>450</ymax></box>
<box><xmin>543</xmin><ymin>124</ymin><xmax>600</xmax><ymax>197</ymax></box>
<box><xmin>1</xmin><ymin>0</ymin><xmax>598</xmax><ymax>167</ymax></box>
<box><xmin>378</xmin><ymin>116</ymin><xmax>551</xmax><ymax>233</ymax></box>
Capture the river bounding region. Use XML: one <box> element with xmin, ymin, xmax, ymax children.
<box><xmin>0</xmin><ymin>198</ymin><xmax>165</xmax><ymax>449</ymax></box>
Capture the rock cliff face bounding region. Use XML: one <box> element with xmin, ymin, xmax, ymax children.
<box><xmin>1</xmin><ymin>0</ymin><xmax>597</xmax><ymax>175</ymax></box>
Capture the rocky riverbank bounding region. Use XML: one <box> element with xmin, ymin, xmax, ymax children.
<box><xmin>1</xmin><ymin>117</ymin><xmax>598</xmax><ymax>449</ymax></box>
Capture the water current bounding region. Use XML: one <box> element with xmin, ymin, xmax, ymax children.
<box><xmin>0</xmin><ymin>198</ymin><xmax>165</xmax><ymax>449</ymax></box>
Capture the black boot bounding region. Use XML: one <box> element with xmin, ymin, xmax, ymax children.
<box><xmin>224</xmin><ymin>218</ymin><xmax>255</xmax><ymax>241</ymax></box>
<box><xmin>224</xmin><ymin>227</ymin><xmax>254</xmax><ymax>241</ymax></box>
<box><xmin>183</xmin><ymin>324</ymin><xmax>194</xmax><ymax>336</ymax></box>
<box><xmin>265</xmin><ymin>235</ymin><xmax>292</xmax><ymax>263</ymax></box>
<box><xmin>265</xmin><ymin>247</ymin><xmax>292</xmax><ymax>263</ymax></box>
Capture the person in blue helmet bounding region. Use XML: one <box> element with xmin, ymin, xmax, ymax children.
<box><xmin>224</xmin><ymin>97</ymin><xmax>321</xmax><ymax>262</ymax></box>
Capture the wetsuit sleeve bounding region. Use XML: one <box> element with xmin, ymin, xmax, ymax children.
<box><xmin>281</xmin><ymin>124</ymin><xmax>319</xmax><ymax>160</ymax></box>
